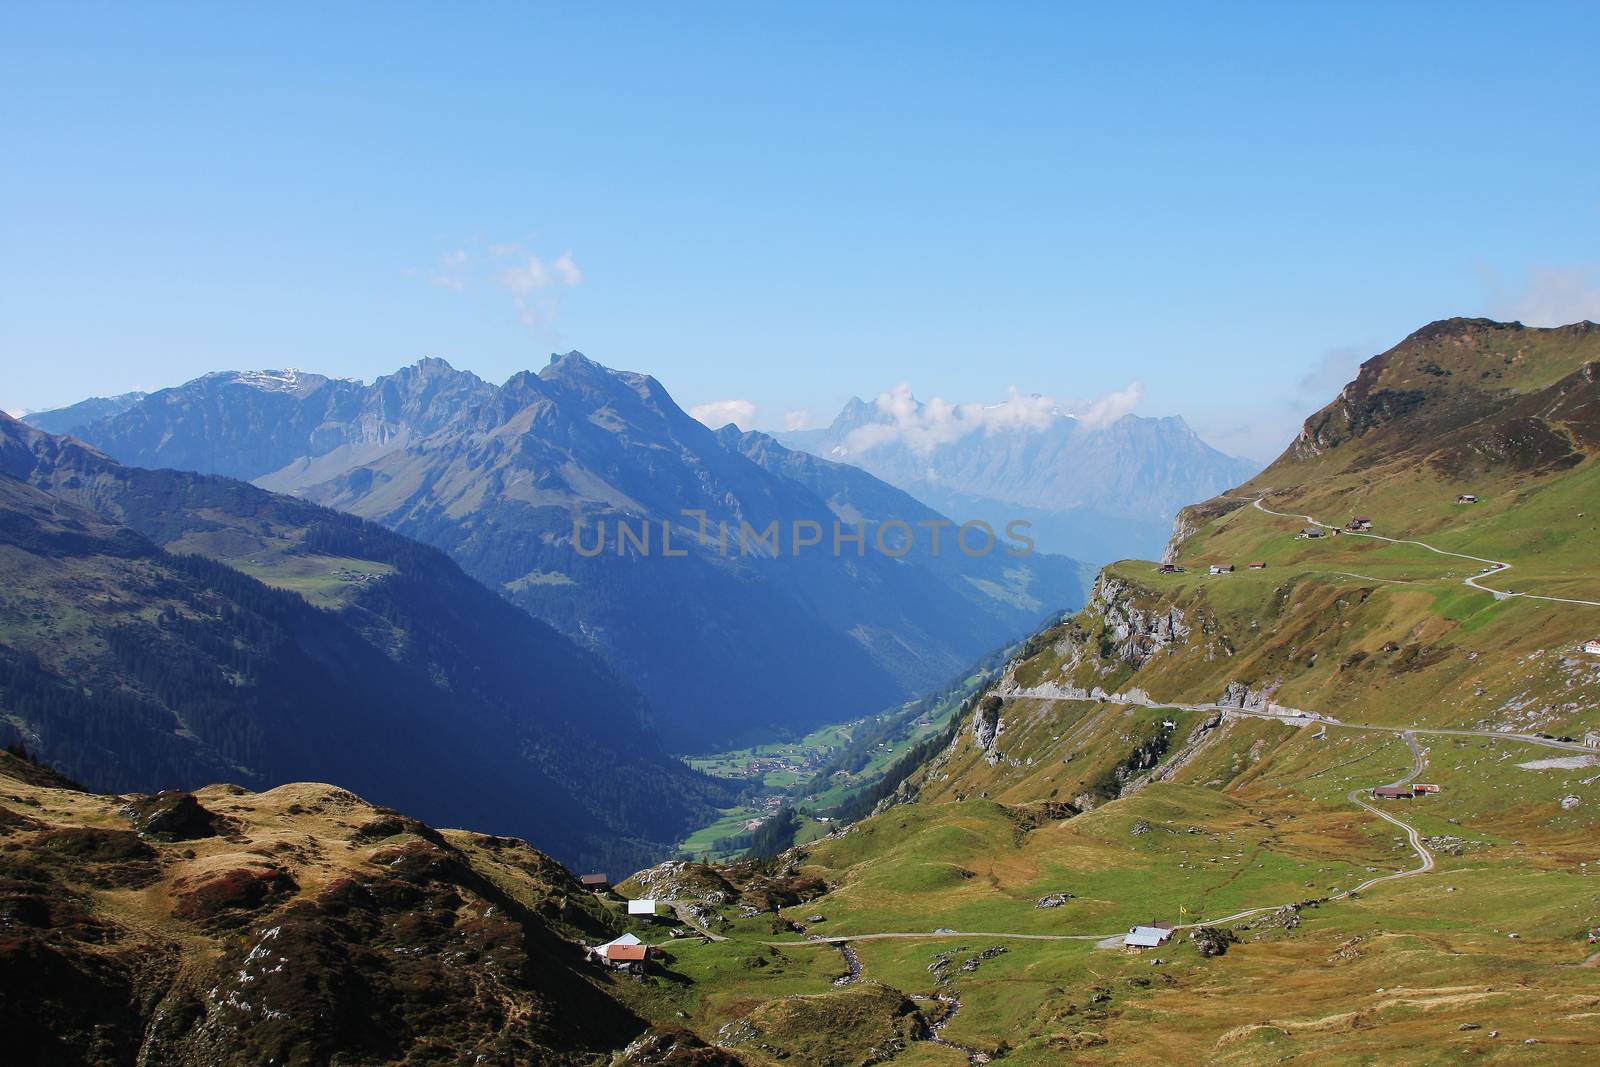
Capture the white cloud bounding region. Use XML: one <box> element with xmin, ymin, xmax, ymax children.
<box><xmin>839</xmin><ymin>381</ymin><xmax>1142</xmax><ymax>455</ymax></box>
<box><xmin>1486</xmin><ymin>266</ymin><xmax>1600</xmax><ymax>327</ymax></box>
<box><xmin>690</xmin><ymin>399</ymin><xmax>757</xmax><ymax>430</ymax></box>
<box><xmin>1073</xmin><ymin>381</ymin><xmax>1144</xmax><ymax>432</ymax></box>
<box><xmin>784</xmin><ymin>409</ymin><xmax>812</xmax><ymax>431</ymax></box>
<box><xmin>497</xmin><ymin>250</ymin><xmax>584</xmax><ymax>328</ymax></box>
<box><xmin>415</xmin><ymin>242</ymin><xmax>583</xmax><ymax>329</ymax></box>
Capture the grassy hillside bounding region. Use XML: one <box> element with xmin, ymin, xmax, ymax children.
<box><xmin>586</xmin><ymin>320</ymin><xmax>1600</xmax><ymax>1064</ymax></box>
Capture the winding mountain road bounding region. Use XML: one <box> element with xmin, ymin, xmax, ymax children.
<box><xmin>1250</xmin><ymin>495</ymin><xmax>1600</xmax><ymax>609</ymax></box>
<box><xmin>750</xmin><ymin>498</ymin><xmax>1598</xmax><ymax>960</ymax></box>
<box><xmin>759</xmin><ymin>704</ymin><xmax>1585</xmax><ymax>952</ymax></box>
<box><xmin>1345</xmin><ymin>731</ymin><xmax>1436</xmax><ymax>889</ymax></box>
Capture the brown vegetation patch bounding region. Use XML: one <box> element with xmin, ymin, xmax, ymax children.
<box><xmin>171</xmin><ymin>862</ymin><xmax>296</xmax><ymax>922</ymax></box>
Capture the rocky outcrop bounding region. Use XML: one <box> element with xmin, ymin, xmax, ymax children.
<box><xmin>622</xmin><ymin>860</ymin><xmax>737</xmax><ymax>905</ymax></box>
<box><xmin>1094</xmin><ymin>576</ymin><xmax>1190</xmax><ymax>667</ymax></box>
<box><xmin>1190</xmin><ymin>925</ymin><xmax>1238</xmax><ymax>958</ymax></box>
<box><xmin>126</xmin><ymin>792</ymin><xmax>222</xmax><ymax>841</ymax></box>
<box><xmin>1218</xmin><ymin>680</ymin><xmax>1276</xmax><ymax>710</ymax></box>
<box><xmin>971</xmin><ymin>694</ymin><xmax>1006</xmax><ymax>763</ymax></box>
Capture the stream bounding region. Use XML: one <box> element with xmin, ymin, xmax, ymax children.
<box><xmin>920</xmin><ymin>994</ymin><xmax>988</xmax><ymax>1065</ymax></box>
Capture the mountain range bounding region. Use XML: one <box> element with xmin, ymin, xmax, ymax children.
<box><xmin>0</xmin><ymin>412</ymin><xmax>730</xmax><ymax>873</ymax></box>
<box><xmin>780</xmin><ymin>394</ymin><xmax>1259</xmax><ymax>564</ymax></box>
<box><xmin>14</xmin><ymin>317</ymin><xmax>1600</xmax><ymax>1065</ymax></box>
<box><xmin>28</xmin><ymin>355</ymin><xmax>1092</xmax><ymax>750</ymax></box>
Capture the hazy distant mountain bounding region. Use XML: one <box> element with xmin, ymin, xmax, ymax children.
<box><xmin>779</xmin><ymin>396</ymin><xmax>1260</xmax><ymax>563</ymax></box>
<box><xmin>29</xmin><ymin>356</ymin><xmax>1089</xmax><ymax>750</ymax></box>
<box><xmin>0</xmin><ymin>413</ymin><xmax>730</xmax><ymax>872</ymax></box>
<box><xmin>26</xmin><ymin>361</ymin><xmax>496</xmax><ymax>487</ymax></box>
<box><xmin>21</xmin><ymin>390</ymin><xmax>148</xmax><ymax>435</ymax></box>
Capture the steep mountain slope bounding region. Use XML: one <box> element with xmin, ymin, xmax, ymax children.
<box><xmin>992</xmin><ymin>318</ymin><xmax>1600</xmax><ymax>737</ymax></box>
<box><xmin>588</xmin><ymin>319</ymin><xmax>1600</xmax><ymax>1064</ymax></box>
<box><xmin>780</xmin><ymin>396</ymin><xmax>1259</xmax><ymax>564</ymax></box>
<box><xmin>0</xmin><ymin>413</ymin><xmax>730</xmax><ymax>872</ymax></box>
<box><xmin>0</xmin><ymin>751</ymin><xmax>743</xmax><ymax>1067</ymax></box>
<box><xmin>30</xmin><ymin>354</ymin><xmax>1089</xmax><ymax>749</ymax></box>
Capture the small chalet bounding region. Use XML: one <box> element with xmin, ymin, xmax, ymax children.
<box><xmin>579</xmin><ymin>873</ymin><xmax>610</xmax><ymax>892</ymax></box>
<box><xmin>1583</xmin><ymin>640</ymin><xmax>1600</xmax><ymax>656</ymax></box>
<box><xmin>1301</xmin><ymin>528</ymin><xmax>1325</xmax><ymax>539</ymax></box>
<box><xmin>1123</xmin><ymin>925</ymin><xmax>1172</xmax><ymax>949</ymax></box>
<box><xmin>1412</xmin><ymin>783</ymin><xmax>1441</xmax><ymax>795</ymax></box>
<box><xmin>589</xmin><ymin>932</ymin><xmax>642</xmax><ymax>965</ymax></box>
<box><xmin>1457</xmin><ymin>494</ymin><xmax>1478</xmax><ymax>504</ymax></box>
<box><xmin>627</xmin><ymin>898</ymin><xmax>661</xmax><ymax>918</ymax></box>
<box><xmin>1247</xmin><ymin>561</ymin><xmax>1267</xmax><ymax>570</ymax></box>
<box><xmin>605</xmin><ymin>943</ymin><xmax>650</xmax><ymax>972</ymax></box>
<box><xmin>590</xmin><ymin>933</ymin><xmax>652</xmax><ymax>972</ymax></box>
<box><xmin>1208</xmin><ymin>564</ymin><xmax>1235</xmax><ymax>574</ymax></box>
<box><xmin>1372</xmin><ymin>785</ymin><xmax>1413</xmax><ymax>800</ymax></box>
<box><xmin>1158</xmin><ymin>563</ymin><xmax>1183</xmax><ymax>574</ymax></box>
<box><xmin>1349</xmin><ymin>517</ymin><xmax>1374</xmax><ymax>531</ymax></box>
<box><xmin>1584</xmin><ymin>732</ymin><xmax>1600</xmax><ymax>750</ymax></box>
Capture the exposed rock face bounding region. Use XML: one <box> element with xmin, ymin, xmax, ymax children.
<box><xmin>1218</xmin><ymin>680</ymin><xmax>1276</xmax><ymax>710</ymax></box>
<box><xmin>622</xmin><ymin>859</ymin><xmax>737</xmax><ymax>904</ymax></box>
<box><xmin>1108</xmin><ymin>734</ymin><xmax>1174</xmax><ymax>796</ymax></box>
<box><xmin>1094</xmin><ymin>576</ymin><xmax>1190</xmax><ymax>667</ymax></box>
<box><xmin>617</xmin><ymin>1027</ymin><xmax>746</xmax><ymax>1065</ymax></box>
<box><xmin>971</xmin><ymin>694</ymin><xmax>1006</xmax><ymax>762</ymax></box>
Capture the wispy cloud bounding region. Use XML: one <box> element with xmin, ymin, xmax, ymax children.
<box><xmin>840</xmin><ymin>381</ymin><xmax>1142</xmax><ymax>455</ymax></box>
<box><xmin>413</xmin><ymin>242</ymin><xmax>584</xmax><ymax>330</ymax></box>
<box><xmin>1481</xmin><ymin>264</ymin><xmax>1600</xmax><ymax>327</ymax></box>
<box><xmin>427</xmin><ymin>249</ymin><xmax>470</xmax><ymax>291</ymax></box>
<box><xmin>498</xmin><ymin>250</ymin><xmax>583</xmax><ymax>329</ymax></box>
<box><xmin>1296</xmin><ymin>343</ymin><xmax>1368</xmax><ymax>400</ymax></box>
<box><xmin>1203</xmin><ymin>340</ymin><xmax>1375</xmax><ymax>464</ymax></box>
<box><xmin>783</xmin><ymin>409</ymin><xmax>812</xmax><ymax>431</ymax></box>
<box><xmin>690</xmin><ymin>399</ymin><xmax>757</xmax><ymax>430</ymax></box>
<box><xmin>1508</xmin><ymin>267</ymin><xmax>1600</xmax><ymax>326</ymax></box>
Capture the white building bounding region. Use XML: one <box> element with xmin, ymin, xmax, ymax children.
<box><xmin>627</xmin><ymin>898</ymin><xmax>660</xmax><ymax>917</ymax></box>
<box><xmin>1583</xmin><ymin>640</ymin><xmax>1600</xmax><ymax>656</ymax></box>
<box><xmin>1123</xmin><ymin>925</ymin><xmax>1172</xmax><ymax>948</ymax></box>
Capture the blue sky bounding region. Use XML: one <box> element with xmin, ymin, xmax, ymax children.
<box><xmin>3</xmin><ymin>2</ymin><xmax>1597</xmax><ymax>460</ymax></box>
